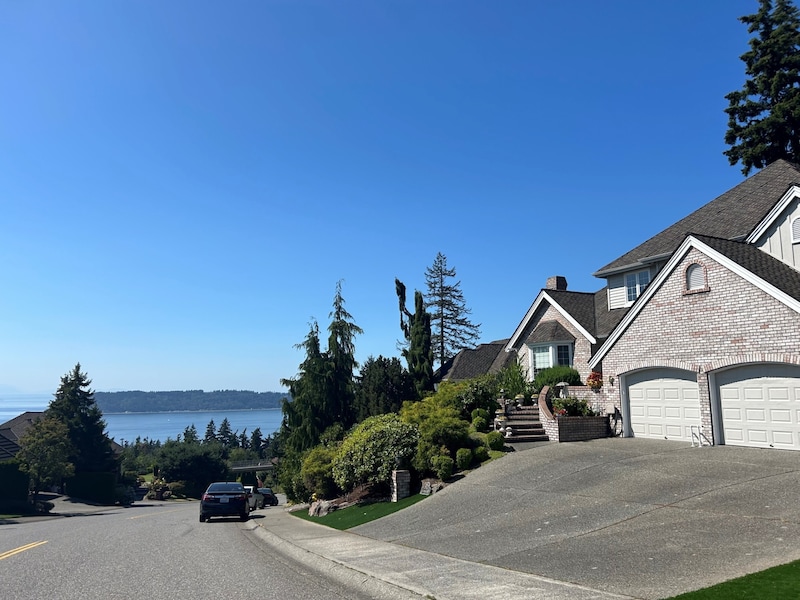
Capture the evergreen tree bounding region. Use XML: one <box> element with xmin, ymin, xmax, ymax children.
<box><xmin>203</xmin><ymin>419</ymin><xmax>217</xmax><ymax>444</ymax></box>
<box><xmin>217</xmin><ymin>418</ymin><xmax>234</xmax><ymax>448</ymax></box>
<box><xmin>724</xmin><ymin>0</ymin><xmax>800</xmax><ymax>174</ymax></box>
<box><xmin>182</xmin><ymin>424</ymin><xmax>199</xmax><ymax>445</ymax></box>
<box><xmin>424</xmin><ymin>252</ymin><xmax>481</xmax><ymax>368</ymax></box>
<box><xmin>326</xmin><ymin>279</ymin><xmax>363</xmax><ymax>430</ymax></box>
<box><xmin>46</xmin><ymin>363</ymin><xmax>115</xmax><ymax>473</ymax></box>
<box><xmin>249</xmin><ymin>427</ymin><xmax>264</xmax><ymax>458</ymax></box>
<box><xmin>280</xmin><ymin>282</ymin><xmax>363</xmax><ymax>453</ymax></box>
<box><xmin>354</xmin><ymin>355</ymin><xmax>416</xmax><ymax>421</ymax></box>
<box><xmin>395</xmin><ymin>278</ymin><xmax>434</xmax><ymax>398</ymax></box>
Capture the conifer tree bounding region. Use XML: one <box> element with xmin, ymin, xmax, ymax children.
<box><xmin>46</xmin><ymin>363</ymin><xmax>115</xmax><ymax>473</ymax></box>
<box><xmin>724</xmin><ymin>0</ymin><xmax>800</xmax><ymax>174</ymax></box>
<box><xmin>424</xmin><ymin>252</ymin><xmax>481</xmax><ymax>368</ymax></box>
<box><xmin>395</xmin><ymin>278</ymin><xmax>434</xmax><ymax>398</ymax></box>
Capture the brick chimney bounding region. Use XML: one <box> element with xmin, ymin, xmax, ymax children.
<box><xmin>546</xmin><ymin>276</ymin><xmax>568</xmax><ymax>291</ymax></box>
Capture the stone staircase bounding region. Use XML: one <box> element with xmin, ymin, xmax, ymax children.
<box><xmin>497</xmin><ymin>405</ymin><xmax>549</xmax><ymax>443</ymax></box>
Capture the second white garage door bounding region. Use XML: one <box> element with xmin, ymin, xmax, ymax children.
<box><xmin>626</xmin><ymin>368</ymin><xmax>700</xmax><ymax>441</ymax></box>
<box><xmin>715</xmin><ymin>363</ymin><xmax>800</xmax><ymax>450</ymax></box>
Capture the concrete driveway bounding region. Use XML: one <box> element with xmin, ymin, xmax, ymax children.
<box><xmin>353</xmin><ymin>438</ymin><xmax>800</xmax><ymax>599</ymax></box>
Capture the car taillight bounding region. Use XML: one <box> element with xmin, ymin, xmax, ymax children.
<box><xmin>202</xmin><ymin>494</ymin><xmax>212</xmax><ymax>501</ymax></box>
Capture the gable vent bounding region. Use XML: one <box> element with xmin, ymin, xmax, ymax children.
<box><xmin>792</xmin><ymin>217</ymin><xmax>800</xmax><ymax>244</ymax></box>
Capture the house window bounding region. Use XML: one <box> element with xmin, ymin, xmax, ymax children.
<box><xmin>530</xmin><ymin>343</ymin><xmax>574</xmax><ymax>377</ymax></box>
<box><xmin>792</xmin><ymin>216</ymin><xmax>800</xmax><ymax>244</ymax></box>
<box><xmin>686</xmin><ymin>263</ymin><xmax>706</xmax><ymax>291</ymax></box>
<box><xmin>626</xmin><ymin>270</ymin><xmax>651</xmax><ymax>303</ymax></box>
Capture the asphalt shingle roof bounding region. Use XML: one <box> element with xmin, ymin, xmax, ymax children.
<box><xmin>438</xmin><ymin>340</ymin><xmax>514</xmax><ymax>382</ymax></box>
<box><xmin>694</xmin><ymin>234</ymin><xmax>800</xmax><ymax>303</ymax></box>
<box><xmin>595</xmin><ymin>160</ymin><xmax>800</xmax><ymax>276</ymax></box>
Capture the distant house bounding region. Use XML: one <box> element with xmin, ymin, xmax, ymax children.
<box><xmin>436</xmin><ymin>340</ymin><xmax>516</xmax><ymax>382</ymax></box>
<box><xmin>0</xmin><ymin>411</ymin><xmax>44</xmax><ymax>460</ymax></box>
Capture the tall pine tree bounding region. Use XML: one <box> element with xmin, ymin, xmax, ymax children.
<box><xmin>425</xmin><ymin>252</ymin><xmax>481</xmax><ymax>369</ymax></box>
<box><xmin>724</xmin><ymin>0</ymin><xmax>800</xmax><ymax>174</ymax></box>
<box><xmin>46</xmin><ymin>363</ymin><xmax>115</xmax><ymax>473</ymax></box>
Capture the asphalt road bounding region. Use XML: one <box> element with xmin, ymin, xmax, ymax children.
<box><xmin>0</xmin><ymin>500</ymin><xmax>381</xmax><ymax>600</ymax></box>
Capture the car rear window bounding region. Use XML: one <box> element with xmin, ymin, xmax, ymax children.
<box><xmin>207</xmin><ymin>483</ymin><xmax>244</xmax><ymax>492</ymax></box>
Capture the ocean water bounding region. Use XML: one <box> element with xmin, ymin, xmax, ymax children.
<box><xmin>0</xmin><ymin>394</ymin><xmax>283</xmax><ymax>444</ymax></box>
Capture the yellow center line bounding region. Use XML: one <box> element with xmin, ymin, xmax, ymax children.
<box><xmin>0</xmin><ymin>541</ymin><xmax>48</xmax><ymax>561</ymax></box>
<box><xmin>129</xmin><ymin>508</ymin><xmax>186</xmax><ymax>520</ymax></box>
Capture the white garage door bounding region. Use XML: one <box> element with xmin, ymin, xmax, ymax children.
<box><xmin>626</xmin><ymin>368</ymin><xmax>700</xmax><ymax>441</ymax></box>
<box><xmin>716</xmin><ymin>364</ymin><xmax>800</xmax><ymax>450</ymax></box>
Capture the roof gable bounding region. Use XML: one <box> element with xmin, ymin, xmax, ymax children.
<box><xmin>594</xmin><ymin>160</ymin><xmax>800</xmax><ymax>277</ymax></box>
<box><xmin>507</xmin><ymin>290</ymin><xmax>598</xmax><ymax>349</ymax></box>
<box><xmin>437</xmin><ymin>340</ymin><xmax>512</xmax><ymax>382</ymax></box>
<box><xmin>589</xmin><ymin>234</ymin><xmax>800</xmax><ymax>368</ymax></box>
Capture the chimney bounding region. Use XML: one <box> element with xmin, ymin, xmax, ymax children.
<box><xmin>546</xmin><ymin>276</ymin><xmax>568</xmax><ymax>291</ymax></box>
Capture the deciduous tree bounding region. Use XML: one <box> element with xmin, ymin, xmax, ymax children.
<box><xmin>425</xmin><ymin>252</ymin><xmax>481</xmax><ymax>369</ymax></box>
<box><xmin>724</xmin><ymin>0</ymin><xmax>800</xmax><ymax>174</ymax></box>
<box><xmin>16</xmin><ymin>416</ymin><xmax>75</xmax><ymax>503</ymax></box>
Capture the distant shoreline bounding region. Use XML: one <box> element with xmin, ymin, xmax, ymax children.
<box><xmin>102</xmin><ymin>407</ymin><xmax>283</xmax><ymax>415</ymax></box>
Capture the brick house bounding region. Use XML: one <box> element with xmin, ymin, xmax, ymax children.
<box><xmin>443</xmin><ymin>159</ymin><xmax>800</xmax><ymax>451</ymax></box>
<box><xmin>589</xmin><ymin>159</ymin><xmax>800</xmax><ymax>450</ymax></box>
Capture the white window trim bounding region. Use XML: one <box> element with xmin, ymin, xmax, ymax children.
<box><xmin>625</xmin><ymin>269</ymin><xmax>651</xmax><ymax>306</ymax></box>
<box><xmin>527</xmin><ymin>342</ymin><xmax>574</xmax><ymax>379</ymax></box>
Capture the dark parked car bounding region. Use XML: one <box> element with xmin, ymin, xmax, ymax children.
<box><xmin>199</xmin><ymin>482</ymin><xmax>249</xmax><ymax>522</ymax></box>
<box><xmin>257</xmin><ymin>487</ymin><xmax>279</xmax><ymax>507</ymax></box>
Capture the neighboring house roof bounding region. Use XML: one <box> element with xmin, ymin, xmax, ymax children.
<box><xmin>594</xmin><ymin>159</ymin><xmax>800</xmax><ymax>277</ymax></box>
<box><xmin>589</xmin><ymin>234</ymin><xmax>800</xmax><ymax>368</ymax></box>
<box><xmin>0</xmin><ymin>411</ymin><xmax>44</xmax><ymax>444</ymax></box>
<box><xmin>0</xmin><ymin>411</ymin><xmax>44</xmax><ymax>460</ymax></box>
<box><xmin>525</xmin><ymin>320</ymin><xmax>575</xmax><ymax>344</ymax></box>
<box><xmin>0</xmin><ymin>431</ymin><xmax>20</xmax><ymax>461</ymax></box>
<box><xmin>437</xmin><ymin>339</ymin><xmax>515</xmax><ymax>382</ymax></box>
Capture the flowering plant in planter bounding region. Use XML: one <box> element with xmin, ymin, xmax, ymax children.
<box><xmin>552</xmin><ymin>396</ymin><xmax>598</xmax><ymax>417</ymax></box>
<box><xmin>586</xmin><ymin>371</ymin><xmax>603</xmax><ymax>390</ymax></box>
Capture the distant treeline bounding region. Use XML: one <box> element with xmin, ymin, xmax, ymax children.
<box><xmin>94</xmin><ymin>390</ymin><xmax>289</xmax><ymax>413</ymax></box>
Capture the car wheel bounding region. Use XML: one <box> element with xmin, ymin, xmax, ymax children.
<box><xmin>199</xmin><ymin>515</ymin><xmax>206</xmax><ymax>522</ymax></box>
<box><xmin>260</xmin><ymin>500</ymin><xmax>265</xmax><ymax>509</ymax></box>
<box><xmin>240</xmin><ymin>512</ymin><xmax>249</xmax><ymax>522</ymax></box>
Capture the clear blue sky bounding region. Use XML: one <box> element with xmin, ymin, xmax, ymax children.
<box><xmin>0</xmin><ymin>0</ymin><xmax>760</xmax><ymax>395</ymax></box>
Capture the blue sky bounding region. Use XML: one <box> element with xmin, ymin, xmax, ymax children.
<box><xmin>0</xmin><ymin>0</ymin><xmax>760</xmax><ymax>395</ymax></box>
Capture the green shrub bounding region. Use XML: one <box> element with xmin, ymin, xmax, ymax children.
<box><xmin>532</xmin><ymin>366</ymin><xmax>581</xmax><ymax>393</ymax></box>
<box><xmin>472</xmin><ymin>416</ymin><xmax>488</xmax><ymax>432</ymax></box>
<box><xmin>552</xmin><ymin>396</ymin><xmax>597</xmax><ymax>417</ymax></box>
<box><xmin>432</xmin><ymin>455</ymin><xmax>454</xmax><ymax>480</ymax></box>
<box><xmin>332</xmin><ymin>414</ymin><xmax>419</xmax><ymax>492</ymax></box>
<box><xmin>455</xmin><ymin>448</ymin><xmax>472</xmax><ymax>471</ymax></box>
<box><xmin>473</xmin><ymin>445</ymin><xmax>489</xmax><ymax>463</ymax></box>
<box><xmin>486</xmin><ymin>430</ymin><xmax>505</xmax><ymax>451</ymax></box>
<box><xmin>471</xmin><ymin>408</ymin><xmax>490</xmax><ymax>422</ymax></box>
<box><xmin>301</xmin><ymin>444</ymin><xmax>340</xmax><ymax>499</ymax></box>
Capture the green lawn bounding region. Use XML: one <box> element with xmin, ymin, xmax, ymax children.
<box><xmin>291</xmin><ymin>493</ymin><xmax>428</xmax><ymax>530</ymax></box>
<box><xmin>665</xmin><ymin>560</ymin><xmax>800</xmax><ymax>599</ymax></box>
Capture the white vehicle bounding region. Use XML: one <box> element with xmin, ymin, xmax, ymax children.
<box><xmin>244</xmin><ymin>485</ymin><xmax>263</xmax><ymax>510</ymax></box>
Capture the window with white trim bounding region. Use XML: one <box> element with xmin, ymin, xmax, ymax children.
<box><xmin>792</xmin><ymin>216</ymin><xmax>800</xmax><ymax>244</ymax></box>
<box><xmin>529</xmin><ymin>343</ymin><xmax>573</xmax><ymax>377</ymax></box>
<box><xmin>685</xmin><ymin>263</ymin><xmax>706</xmax><ymax>291</ymax></box>
<box><xmin>625</xmin><ymin>269</ymin><xmax>651</xmax><ymax>303</ymax></box>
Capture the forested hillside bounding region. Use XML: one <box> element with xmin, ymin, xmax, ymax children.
<box><xmin>94</xmin><ymin>390</ymin><xmax>288</xmax><ymax>413</ymax></box>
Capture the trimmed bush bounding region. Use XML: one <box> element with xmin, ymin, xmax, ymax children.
<box><xmin>473</xmin><ymin>445</ymin><xmax>489</xmax><ymax>463</ymax></box>
<box><xmin>486</xmin><ymin>430</ymin><xmax>505</xmax><ymax>451</ymax></box>
<box><xmin>471</xmin><ymin>416</ymin><xmax>488</xmax><ymax>432</ymax></box>
<box><xmin>301</xmin><ymin>444</ymin><xmax>340</xmax><ymax>499</ymax></box>
<box><xmin>552</xmin><ymin>396</ymin><xmax>597</xmax><ymax>417</ymax></box>
<box><xmin>532</xmin><ymin>366</ymin><xmax>581</xmax><ymax>393</ymax></box>
<box><xmin>455</xmin><ymin>448</ymin><xmax>472</xmax><ymax>471</ymax></box>
<box><xmin>432</xmin><ymin>455</ymin><xmax>454</xmax><ymax>480</ymax></box>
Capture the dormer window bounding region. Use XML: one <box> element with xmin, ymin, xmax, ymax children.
<box><xmin>626</xmin><ymin>269</ymin><xmax>651</xmax><ymax>303</ymax></box>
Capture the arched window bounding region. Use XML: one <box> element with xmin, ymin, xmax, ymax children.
<box><xmin>792</xmin><ymin>216</ymin><xmax>800</xmax><ymax>244</ymax></box>
<box><xmin>685</xmin><ymin>263</ymin><xmax>706</xmax><ymax>291</ymax></box>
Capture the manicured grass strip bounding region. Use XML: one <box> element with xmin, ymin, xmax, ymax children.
<box><xmin>665</xmin><ymin>559</ymin><xmax>800</xmax><ymax>599</ymax></box>
<box><xmin>291</xmin><ymin>494</ymin><xmax>427</xmax><ymax>530</ymax></box>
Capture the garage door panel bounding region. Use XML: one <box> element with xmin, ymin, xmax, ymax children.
<box><xmin>626</xmin><ymin>369</ymin><xmax>699</xmax><ymax>442</ymax></box>
<box><xmin>717</xmin><ymin>364</ymin><xmax>800</xmax><ymax>451</ymax></box>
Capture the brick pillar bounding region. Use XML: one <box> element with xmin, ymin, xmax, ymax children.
<box><xmin>391</xmin><ymin>470</ymin><xmax>411</xmax><ymax>502</ymax></box>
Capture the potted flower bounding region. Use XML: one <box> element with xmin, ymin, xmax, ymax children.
<box><xmin>586</xmin><ymin>371</ymin><xmax>603</xmax><ymax>391</ymax></box>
